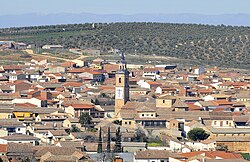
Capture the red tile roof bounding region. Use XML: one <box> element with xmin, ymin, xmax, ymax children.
<box><xmin>187</xmin><ymin>103</ymin><xmax>203</xmax><ymax>111</ymax></box>
<box><xmin>147</xmin><ymin>81</ymin><xmax>161</xmax><ymax>85</ymax></box>
<box><xmin>212</xmin><ymin>100</ymin><xmax>233</xmax><ymax>106</ymax></box>
<box><xmin>180</xmin><ymin>151</ymin><xmax>242</xmax><ymax>159</ymax></box>
<box><xmin>62</xmin><ymin>82</ymin><xmax>83</xmax><ymax>87</ymax></box>
<box><xmin>70</xmin><ymin>104</ymin><xmax>95</xmax><ymax>109</ymax></box>
<box><xmin>0</xmin><ymin>144</ymin><xmax>7</xmax><ymax>153</ymax></box>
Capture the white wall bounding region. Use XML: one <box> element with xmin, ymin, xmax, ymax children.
<box><xmin>0</xmin><ymin>139</ymin><xmax>7</xmax><ymax>144</ymax></box>
<box><xmin>155</xmin><ymin>87</ymin><xmax>162</xmax><ymax>94</ymax></box>
<box><xmin>15</xmin><ymin>127</ymin><xmax>26</xmax><ymax>134</ymax></box>
<box><xmin>12</xmin><ymin>98</ymin><xmax>42</xmax><ymax>107</ymax></box>
<box><xmin>140</xmin><ymin>82</ymin><xmax>150</xmax><ymax>89</ymax></box>
<box><xmin>170</xmin><ymin>140</ymin><xmax>182</xmax><ymax>152</ymax></box>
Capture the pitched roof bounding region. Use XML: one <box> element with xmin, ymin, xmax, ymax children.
<box><xmin>69</xmin><ymin>103</ymin><xmax>95</xmax><ymax>109</ymax></box>
<box><xmin>1</xmin><ymin>134</ymin><xmax>39</xmax><ymax>141</ymax></box>
<box><xmin>136</xmin><ymin>105</ymin><xmax>156</xmax><ymax>112</ymax></box>
<box><xmin>0</xmin><ymin>118</ymin><xmax>25</xmax><ymax>127</ymax></box>
<box><xmin>7</xmin><ymin>143</ymin><xmax>33</xmax><ymax>154</ymax></box>
<box><xmin>216</xmin><ymin>136</ymin><xmax>250</xmax><ymax>142</ymax></box>
<box><xmin>187</xmin><ymin>103</ymin><xmax>203</xmax><ymax>111</ymax></box>
<box><xmin>35</xmin><ymin>146</ymin><xmax>80</xmax><ymax>157</ymax></box>
<box><xmin>58</xmin><ymin>141</ymin><xmax>84</xmax><ymax>148</ymax></box>
<box><xmin>49</xmin><ymin>130</ymin><xmax>69</xmax><ymax>137</ymax></box>
<box><xmin>172</xmin><ymin>99</ymin><xmax>188</xmax><ymax>108</ymax></box>
<box><xmin>180</xmin><ymin>151</ymin><xmax>242</xmax><ymax>159</ymax></box>
<box><xmin>209</xmin><ymin>111</ymin><xmax>232</xmax><ymax>120</ymax></box>
<box><xmin>135</xmin><ymin>150</ymin><xmax>181</xmax><ymax>159</ymax></box>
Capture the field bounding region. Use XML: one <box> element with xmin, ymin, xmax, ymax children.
<box><xmin>0</xmin><ymin>50</ymin><xmax>59</xmax><ymax>65</ymax></box>
<box><xmin>1</xmin><ymin>23</ymin><xmax>250</xmax><ymax>68</ymax></box>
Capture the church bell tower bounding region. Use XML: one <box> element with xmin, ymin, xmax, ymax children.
<box><xmin>115</xmin><ymin>52</ymin><xmax>129</xmax><ymax>117</ymax></box>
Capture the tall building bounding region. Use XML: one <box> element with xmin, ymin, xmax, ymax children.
<box><xmin>115</xmin><ymin>52</ymin><xmax>129</xmax><ymax>117</ymax></box>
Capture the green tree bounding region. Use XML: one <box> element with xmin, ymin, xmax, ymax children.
<box><xmin>114</xmin><ymin>127</ymin><xmax>122</xmax><ymax>153</ymax></box>
<box><xmin>216</xmin><ymin>144</ymin><xmax>228</xmax><ymax>151</ymax></box>
<box><xmin>187</xmin><ymin>128</ymin><xmax>210</xmax><ymax>141</ymax></box>
<box><xmin>107</xmin><ymin>127</ymin><xmax>111</xmax><ymax>153</ymax></box>
<box><xmin>22</xmin><ymin>157</ymin><xmax>31</xmax><ymax>162</ymax></box>
<box><xmin>70</xmin><ymin>125</ymin><xmax>81</xmax><ymax>132</ymax></box>
<box><xmin>94</xmin><ymin>99</ymin><xmax>100</xmax><ymax>105</ymax></box>
<box><xmin>134</xmin><ymin>128</ymin><xmax>148</xmax><ymax>142</ymax></box>
<box><xmin>79</xmin><ymin>112</ymin><xmax>93</xmax><ymax>130</ymax></box>
<box><xmin>0</xmin><ymin>157</ymin><xmax>3</xmax><ymax>162</ymax></box>
<box><xmin>112</xmin><ymin>120</ymin><xmax>122</xmax><ymax>125</ymax></box>
<box><xmin>97</xmin><ymin>127</ymin><xmax>103</xmax><ymax>153</ymax></box>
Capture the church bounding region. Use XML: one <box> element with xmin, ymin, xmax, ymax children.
<box><xmin>115</xmin><ymin>52</ymin><xmax>130</xmax><ymax>117</ymax></box>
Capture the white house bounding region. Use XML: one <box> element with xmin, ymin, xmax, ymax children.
<box><xmin>203</xmin><ymin>95</ymin><xmax>214</xmax><ymax>101</ymax></box>
<box><xmin>12</xmin><ymin>97</ymin><xmax>44</xmax><ymax>107</ymax></box>
<box><xmin>155</xmin><ymin>86</ymin><xmax>163</xmax><ymax>94</ymax></box>
<box><xmin>169</xmin><ymin>138</ymin><xmax>191</xmax><ymax>153</ymax></box>
<box><xmin>137</xmin><ymin>80</ymin><xmax>151</xmax><ymax>89</ymax></box>
<box><xmin>143</xmin><ymin>68</ymin><xmax>160</xmax><ymax>80</ymax></box>
<box><xmin>0</xmin><ymin>134</ymin><xmax>40</xmax><ymax>146</ymax></box>
<box><xmin>193</xmin><ymin>67</ymin><xmax>205</xmax><ymax>75</ymax></box>
<box><xmin>42</xmin><ymin>45</ymin><xmax>63</xmax><ymax>50</ymax></box>
<box><xmin>0</xmin><ymin>119</ymin><xmax>26</xmax><ymax>135</ymax></box>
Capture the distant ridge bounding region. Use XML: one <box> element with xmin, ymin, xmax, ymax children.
<box><xmin>0</xmin><ymin>13</ymin><xmax>250</xmax><ymax>28</ymax></box>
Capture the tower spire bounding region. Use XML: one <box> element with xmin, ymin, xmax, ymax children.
<box><xmin>119</xmin><ymin>52</ymin><xmax>127</xmax><ymax>71</ymax></box>
<box><xmin>115</xmin><ymin>51</ymin><xmax>129</xmax><ymax>117</ymax></box>
<box><xmin>121</xmin><ymin>52</ymin><xmax>126</xmax><ymax>63</ymax></box>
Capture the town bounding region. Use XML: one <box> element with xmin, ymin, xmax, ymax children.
<box><xmin>0</xmin><ymin>41</ymin><xmax>250</xmax><ymax>162</ymax></box>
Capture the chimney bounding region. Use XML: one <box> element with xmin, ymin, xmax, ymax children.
<box><xmin>113</xmin><ymin>156</ymin><xmax>123</xmax><ymax>162</ymax></box>
<box><xmin>40</xmin><ymin>91</ymin><xmax>48</xmax><ymax>100</ymax></box>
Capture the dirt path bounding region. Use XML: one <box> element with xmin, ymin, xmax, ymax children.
<box><xmin>24</xmin><ymin>49</ymin><xmax>89</xmax><ymax>62</ymax></box>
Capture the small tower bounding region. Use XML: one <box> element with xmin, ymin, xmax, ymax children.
<box><xmin>115</xmin><ymin>52</ymin><xmax>129</xmax><ymax>117</ymax></box>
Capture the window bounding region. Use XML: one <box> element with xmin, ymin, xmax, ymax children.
<box><xmin>17</xmin><ymin>128</ymin><xmax>20</xmax><ymax>131</ymax></box>
<box><xmin>163</xmin><ymin>100</ymin><xmax>165</xmax><ymax>103</ymax></box>
<box><xmin>214</xmin><ymin>121</ymin><xmax>217</xmax><ymax>125</ymax></box>
<box><xmin>119</xmin><ymin>78</ymin><xmax>122</xmax><ymax>83</ymax></box>
<box><xmin>226</xmin><ymin>121</ymin><xmax>229</xmax><ymax>125</ymax></box>
<box><xmin>125</xmin><ymin>122</ymin><xmax>127</xmax><ymax>125</ymax></box>
<box><xmin>160</xmin><ymin>160</ymin><xmax>165</xmax><ymax>162</ymax></box>
<box><xmin>151</xmin><ymin>114</ymin><xmax>154</xmax><ymax>116</ymax></box>
<box><xmin>129</xmin><ymin>121</ymin><xmax>131</xmax><ymax>125</ymax></box>
<box><xmin>142</xmin><ymin>114</ymin><xmax>144</xmax><ymax>117</ymax></box>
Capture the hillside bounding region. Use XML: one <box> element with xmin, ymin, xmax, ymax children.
<box><xmin>1</xmin><ymin>22</ymin><xmax>250</xmax><ymax>68</ymax></box>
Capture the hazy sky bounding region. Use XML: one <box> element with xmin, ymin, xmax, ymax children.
<box><xmin>0</xmin><ymin>0</ymin><xmax>250</xmax><ymax>15</ymax></box>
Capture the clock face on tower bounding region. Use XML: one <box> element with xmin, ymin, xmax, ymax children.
<box><xmin>115</xmin><ymin>87</ymin><xmax>124</xmax><ymax>99</ymax></box>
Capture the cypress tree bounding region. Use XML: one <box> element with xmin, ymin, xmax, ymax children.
<box><xmin>114</xmin><ymin>127</ymin><xmax>122</xmax><ymax>153</ymax></box>
<box><xmin>97</xmin><ymin>127</ymin><xmax>103</xmax><ymax>153</ymax></box>
<box><xmin>107</xmin><ymin>126</ymin><xmax>111</xmax><ymax>153</ymax></box>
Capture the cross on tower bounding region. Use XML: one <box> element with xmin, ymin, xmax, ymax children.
<box><xmin>117</xmin><ymin>88</ymin><xmax>123</xmax><ymax>97</ymax></box>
